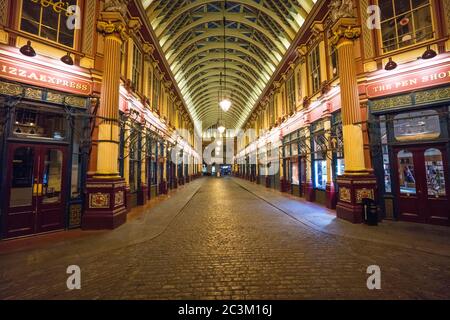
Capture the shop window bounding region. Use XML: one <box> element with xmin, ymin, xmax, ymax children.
<box><xmin>380</xmin><ymin>116</ymin><xmax>392</xmax><ymax>193</ymax></box>
<box><xmin>20</xmin><ymin>0</ymin><xmax>78</xmax><ymax>47</ymax></box>
<box><xmin>269</xmin><ymin>96</ymin><xmax>276</xmax><ymax>125</ymax></box>
<box><xmin>397</xmin><ymin>150</ymin><xmax>416</xmax><ymax>195</ymax></box>
<box><xmin>42</xmin><ymin>149</ymin><xmax>63</xmax><ymax>204</ymax></box>
<box><xmin>71</xmin><ymin>143</ymin><xmax>82</xmax><ymax>199</ymax></box>
<box><xmin>379</xmin><ymin>0</ymin><xmax>433</xmax><ymax>53</ymax></box>
<box><xmin>291</xmin><ymin>142</ymin><xmax>298</xmax><ymax>156</ymax></box>
<box><xmin>336</xmin><ymin>159</ymin><xmax>345</xmax><ymax>176</ymax></box>
<box><xmin>13</xmin><ymin>108</ymin><xmax>67</xmax><ymax>141</ymax></box>
<box><xmin>313</xmin><ymin>133</ymin><xmax>327</xmax><ymax>190</ymax></box>
<box><xmin>284</xmin><ymin>145</ymin><xmax>290</xmax><ymax>158</ymax></box>
<box><xmin>286</xmin><ymin>75</ymin><xmax>296</xmax><ymax>114</ymax></box>
<box><xmin>150</xmin><ymin>140</ymin><xmax>158</xmax><ymax>185</ymax></box>
<box><xmin>330</xmin><ymin>46</ymin><xmax>339</xmax><ymax>79</ymax></box>
<box><xmin>152</xmin><ymin>72</ymin><xmax>161</xmax><ymax>112</ymax></box>
<box><xmin>314</xmin><ymin>160</ymin><xmax>327</xmax><ymax>190</ymax></box>
<box><xmin>424</xmin><ymin>148</ymin><xmax>446</xmax><ymax>197</ymax></box>
<box><xmin>10</xmin><ymin>147</ymin><xmax>34</xmax><ymax>207</ymax></box>
<box><xmin>292</xmin><ymin>161</ymin><xmax>299</xmax><ymax>185</ymax></box>
<box><xmin>393</xmin><ymin>109</ymin><xmax>440</xmax><ymax>141</ymax></box>
<box><xmin>309</xmin><ymin>45</ymin><xmax>321</xmax><ymax>93</ymax></box>
<box><xmin>129</xmin><ymin>126</ymin><xmax>141</xmax><ymax>193</ymax></box>
<box><xmin>132</xmin><ymin>45</ymin><xmax>143</xmax><ymax>92</ymax></box>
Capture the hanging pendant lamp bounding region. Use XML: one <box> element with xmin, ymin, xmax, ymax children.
<box><xmin>220</xmin><ymin>0</ymin><xmax>231</xmax><ymax>112</ymax></box>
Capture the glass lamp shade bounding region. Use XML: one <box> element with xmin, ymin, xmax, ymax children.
<box><xmin>219</xmin><ymin>98</ymin><xmax>232</xmax><ymax>112</ymax></box>
<box><xmin>217</xmin><ymin>125</ymin><xmax>226</xmax><ymax>134</ymax></box>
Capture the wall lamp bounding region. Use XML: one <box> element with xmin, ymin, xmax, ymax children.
<box><xmin>384</xmin><ymin>57</ymin><xmax>397</xmax><ymax>71</ymax></box>
<box><xmin>422</xmin><ymin>45</ymin><xmax>437</xmax><ymax>60</ymax></box>
<box><xmin>61</xmin><ymin>52</ymin><xmax>74</xmax><ymax>65</ymax></box>
<box><xmin>20</xmin><ymin>41</ymin><xmax>36</xmax><ymax>57</ymax></box>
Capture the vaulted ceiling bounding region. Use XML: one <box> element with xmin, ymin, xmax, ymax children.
<box><xmin>143</xmin><ymin>0</ymin><xmax>315</xmax><ymax>131</ymax></box>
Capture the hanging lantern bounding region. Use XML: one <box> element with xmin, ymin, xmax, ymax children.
<box><xmin>219</xmin><ymin>98</ymin><xmax>232</xmax><ymax>112</ymax></box>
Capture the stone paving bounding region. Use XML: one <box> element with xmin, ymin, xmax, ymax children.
<box><xmin>0</xmin><ymin>177</ymin><xmax>449</xmax><ymax>300</ymax></box>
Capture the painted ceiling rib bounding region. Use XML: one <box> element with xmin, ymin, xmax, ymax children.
<box><xmin>144</xmin><ymin>0</ymin><xmax>308</xmax><ymax>131</ymax></box>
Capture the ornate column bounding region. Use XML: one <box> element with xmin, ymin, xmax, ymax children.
<box><xmin>83</xmin><ymin>6</ymin><xmax>133</xmax><ymax>230</ymax></box>
<box><xmin>331</xmin><ymin>14</ymin><xmax>377</xmax><ymax>223</ymax></box>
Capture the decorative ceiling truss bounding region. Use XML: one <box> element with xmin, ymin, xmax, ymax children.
<box><xmin>144</xmin><ymin>0</ymin><xmax>315</xmax><ymax>131</ymax></box>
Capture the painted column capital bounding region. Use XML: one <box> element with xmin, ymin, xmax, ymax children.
<box><xmin>330</xmin><ymin>18</ymin><xmax>361</xmax><ymax>47</ymax></box>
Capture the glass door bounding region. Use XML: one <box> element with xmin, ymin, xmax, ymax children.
<box><xmin>4</xmin><ymin>143</ymin><xmax>67</xmax><ymax>238</ymax></box>
<box><xmin>394</xmin><ymin>145</ymin><xmax>449</xmax><ymax>225</ymax></box>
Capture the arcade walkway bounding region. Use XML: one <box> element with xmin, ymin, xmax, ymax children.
<box><xmin>0</xmin><ymin>177</ymin><xmax>449</xmax><ymax>299</ymax></box>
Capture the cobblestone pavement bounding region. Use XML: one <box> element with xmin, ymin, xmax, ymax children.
<box><xmin>1</xmin><ymin>177</ymin><xmax>449</xmax><ymax>300</ymax></box>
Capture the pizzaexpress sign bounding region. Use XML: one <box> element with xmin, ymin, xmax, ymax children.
<box><xmin>0</xmin><ymin>56</ymin><xmax>92</xmax><ymax>96</ymax></box>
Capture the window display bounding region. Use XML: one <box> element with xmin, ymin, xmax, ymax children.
<box><xmin>13</xmin><ymin>108</ymin><xmax>67</xmax><ymax>141</ymax></box>
<box><xmin>397</xmin><ymin>150</ymin><xmax>416</xmax><ymax>195</ymax></box>
<box><xmin>425</xmin><ymin>148</ymin><xmax>446</xmax><ymax>197</ymax></box>
<box><xmin>291</xmin><ymin>161</ymin><xmax>299</xmax><ymax>185</ymax></box>
<box><xmin>314</xmin><ymin>160</ymin><xmax>327</xmax><ymax>190</ymax></box>
<box><xmin>394</xmin><ymin>110</ymin><xmax>440</xmax><ymax>141</ymax></box>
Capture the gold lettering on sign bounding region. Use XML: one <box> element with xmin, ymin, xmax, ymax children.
<box><xmin>367</xmin><ymin>64</ymin><xmax>450</xmax><ymax>98</ymax></box>
<box><xmin>0</xmin><ymin>58</ymin><xmax>92</xmax><ymax>95</ymax></box>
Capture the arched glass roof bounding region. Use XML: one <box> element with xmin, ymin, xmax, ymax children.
<box><xmin>143</xmin><ymin>0</ymin><xmax>315</xmax><ymax>130</ymax></box>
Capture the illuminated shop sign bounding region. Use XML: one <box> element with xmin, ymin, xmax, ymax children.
<box><xmin>0</xmin><ymin>57</ymin><xmax>92</xmax><ymax>95</ymax></box>
<box><xmin>367</xmin><ymin>64</ymin><xmax>450</xmax><ymax>98</ymax></box>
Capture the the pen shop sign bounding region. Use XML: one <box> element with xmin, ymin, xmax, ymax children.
<box><xmin>366</xmin><ymin>63</ymin><xmax>450</xmax><ymax>98</ymax></box>
<box><xmin>0</xmin><ymin>56</ymin><xmax>92</xmax><ymax>96</ymax></box>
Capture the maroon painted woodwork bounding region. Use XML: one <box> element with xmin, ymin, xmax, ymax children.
<box><xmin>326</xmin><ymin>182</ymin><xmax>337</xmax><ymax>209</ymax></box>
<box><xmin>305</xmin><ymin>181</ymin><xmax>316</xmax><ymax>202</ymax></box>
<box><xmin>392</xmin><ymin>145</ymin><xmax>450</xmax><ymax>226</ymax></box>
<box><xmin>82</xmin><ymin>178</ymin><xmax>127</xmax><ymax>230</ymax></box>
<box><xmin>336</xmin><ymin>174</ymin><xmax>378</xmax><ymax>224</ymax></box>
<box><xmin>137</xmin><ymin>184</ymin><xmax>148</xmax><ymax>205</ymax></box>
<box><xmin>3</xmin><ymin>143</ymin><xmax>68</xmax><ymax>239</ymax></box>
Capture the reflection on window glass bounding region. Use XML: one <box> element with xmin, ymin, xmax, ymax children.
<box><xmin>397</xmin><ymin>150</ymin><xmax>416</xmax><ymax>195</ymax></box>
<box><xmin>291</xmin><ymin>143</ymin><xmax>298</xmax><ymax>156</ymax></box>
<box><xmin>314</xmin><ymin>160</ymin><xmax>327</xmax><ymax>190</ymax></box>
<box><xmin>14</xmin><ymin>108</ymin><xmax>67</xmax><ymax>140</ymax></box>
<box><xmin>336</xmin><ymin>158</ymin><xmax>345</xmax><ymax>176</ymax></box>
<box><xmin>20</xmin><ymin>0</ymin><xmax>77</xmax><ymax>47</ymax></box>
<box><xmin>10</xmin><ymin>147</ymin><xmax>34</xmax><ymax>207</ymax></box>
<box><xmin>379</xmin><ymin>0</ymin><xmax>433</xmax><ymax>53</ymax></box>
<box><xmin>284</xmin><ymin>145</ymin><xmax>290</xmax><ymax>157</ymax></box>
<box><xmin>291</xmin><ymin>162</ymin><xmax>299</xmax><ymax>185</ymax></box>
<box><xmin>71</xmin><ymin>145</ymin><xmax>82</xmax><ymax>199</ymax></box>
<box><xmin>42</xmin><ymin>149</ymin><xmax>63</xmax><ymax>204</ymax></box>
<box><xmin>425</xmin><ymin>149</ymin><xmax>447</xmax><ymax>197</ymax></box>
<box><xmin>381</xmin><ymin>116</ymin><xmax>392</xmax><ymax>193</ymax></box>
<box><xmin>394</xmin><ymin>110</ymin><xmax>440</xmax><ymax>141</ymax></box>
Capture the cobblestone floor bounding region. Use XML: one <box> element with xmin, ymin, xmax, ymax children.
<box><xmin>0</xmin><ymin>177</ymin><xmax>449</xmax><ymax>300</ymax></box>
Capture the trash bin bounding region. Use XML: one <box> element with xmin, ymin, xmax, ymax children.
<box><xmin>362</xmin><ymin>198</ymin><xmax>378</xmax><ymax>226</ymax></box>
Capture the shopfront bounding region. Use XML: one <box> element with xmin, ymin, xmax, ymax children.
<box><xmin>0</xmin><ymin>80</ymin><xmax>92</xmax><ymax>239</ymax></box>
<box><xmin>311</xmin><ymin>120</ymin><xmax>327</xmax><ymax>205</ymax></box>
<box><xmin>368</xmin><ymin>65</ymin><xmax>450</xmax><ymax>226</ymax></box>
<box><xmin>282</xmin><ymin>129</ymin><xmax>307</xmax><ymax>198</ymax></box>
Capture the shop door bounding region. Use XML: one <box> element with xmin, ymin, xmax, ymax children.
<box><xmin>394</xmin><ymin>146</ymin><xmax>450</xmax><ymax>225</ymax></box>
<box><xmin>4</xmin><ymin>143</ymin><xmax>67</xmax><ymax>238</ymax></box>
